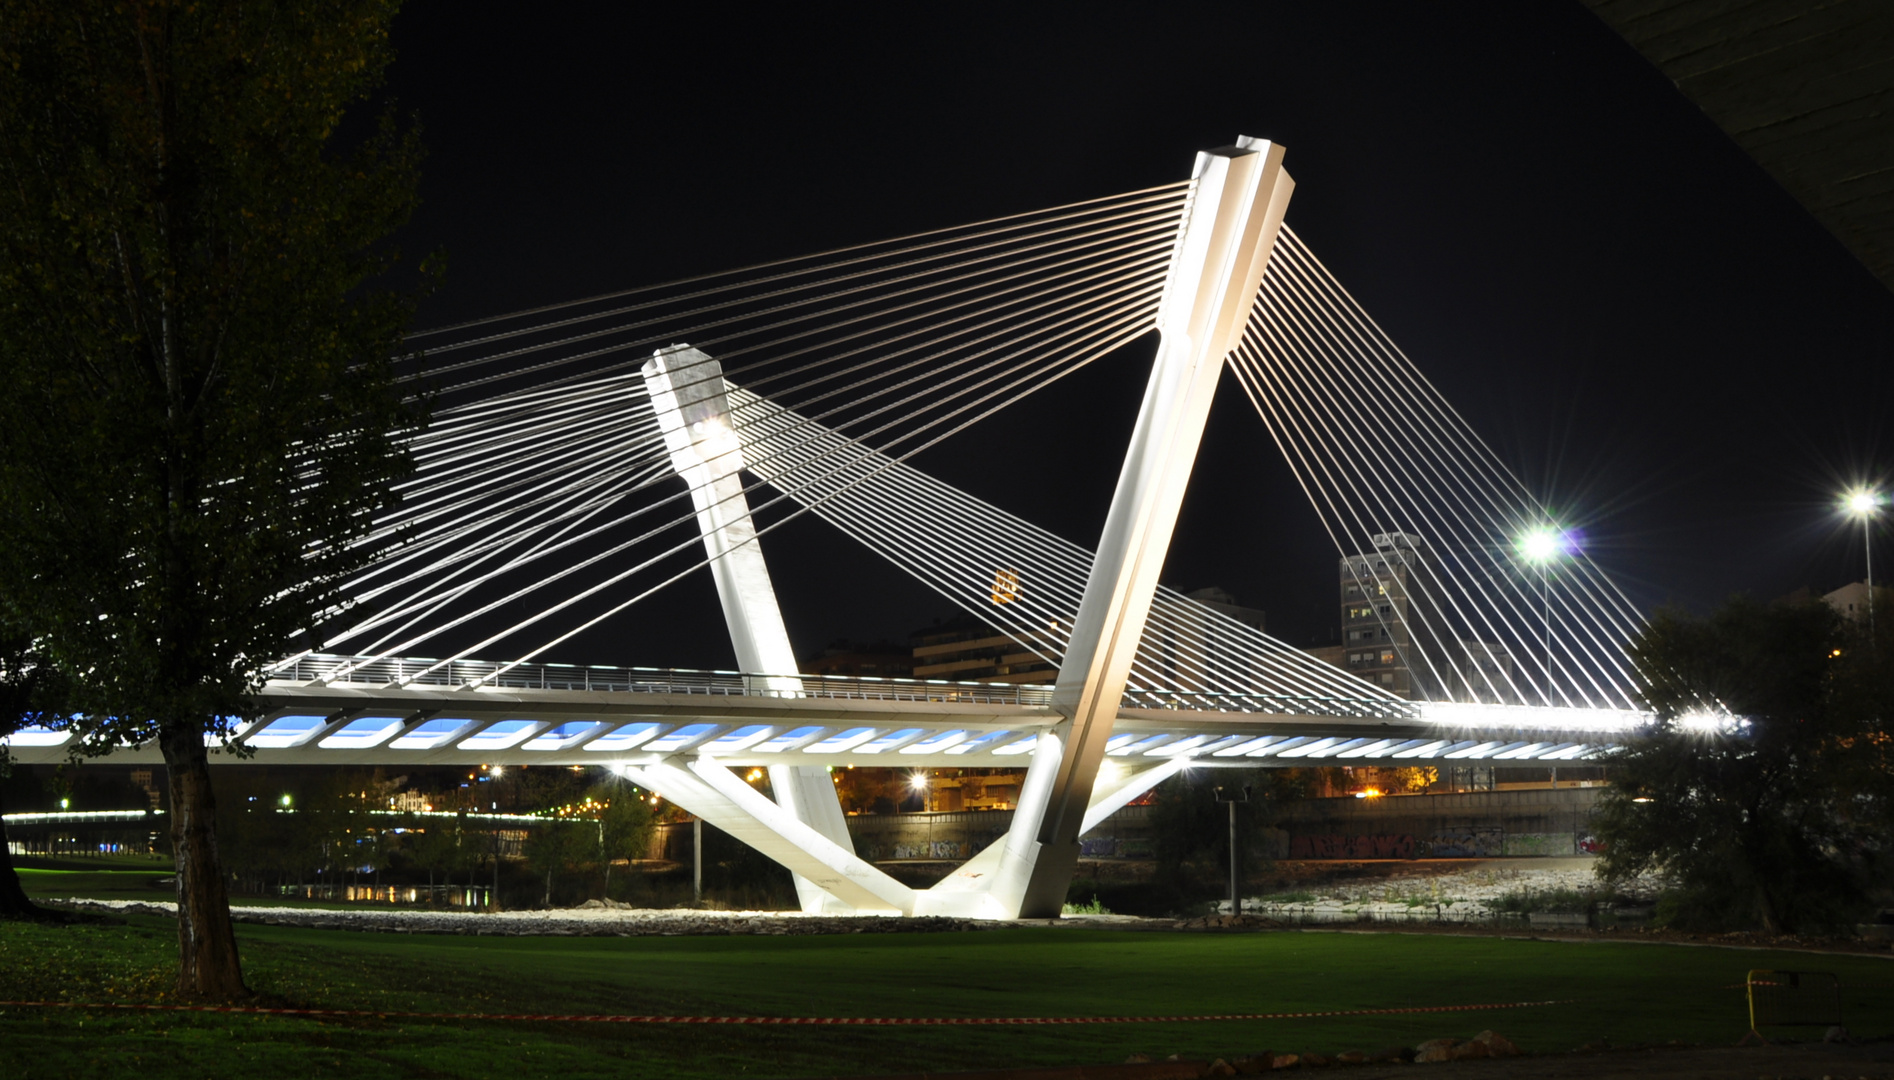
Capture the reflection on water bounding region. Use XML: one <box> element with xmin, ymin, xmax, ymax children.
<box><xmin>279</xmin><ymin>884</ymin><xmax>491</xmax><ymax>907</ymax></box>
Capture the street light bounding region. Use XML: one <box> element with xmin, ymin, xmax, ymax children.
<box><xmin>1517</xmin><ymin>524</ymin><xmax>1566</xmax><ymax>705</ymax></box>
<box><xmin>1844</xmin><ymin>488</ymin><xmax>1881</xmax><ymax>634</ymax></box>
<box><xmin>1213</xmin><ymin>784</ymin><xmax>1250</xmax><ymax>917</ymax></box>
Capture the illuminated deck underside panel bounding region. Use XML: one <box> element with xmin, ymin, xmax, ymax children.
<box><xmin>3</xmin><ymin>666</ymin><xmax>1638</xmax><ymax>769</ymax></box>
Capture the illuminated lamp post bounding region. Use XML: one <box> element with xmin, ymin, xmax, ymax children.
<box><xmin>1518</xmin><ymin>525</ymin><xmax>1565</xmax><ymax>706</ymax></box>
<box><xmin>1845</xmin><ymin>489</ymin><xmax>1880</xmax><ymax>637</ymax></box>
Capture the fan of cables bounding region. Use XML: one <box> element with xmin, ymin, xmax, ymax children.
<box><xmin>282</xmin><ymin>182</ymin><xmax>1200</xmax><ymax>684</ymax></box>
<box><xmin>1229</xmin><ymin>225</ymin><xmax>1645</xmax><ymax>710</ymax></box>
<box><xmin>286</xmin><ymin>181</ymin><xmax>1643</xmax><ymax>716</ymax></box>
<box><xmin>729</xmin><ymin>384</ymin><xmax>1407</xmax><ymax>718</ymax></box>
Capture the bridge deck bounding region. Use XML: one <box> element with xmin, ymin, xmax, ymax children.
<box><xmin>3</xmin><ymin>657</ymin><xmax>1637</xmax><ymax>769</ymax></box>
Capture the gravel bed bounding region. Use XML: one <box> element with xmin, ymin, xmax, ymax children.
<box><xmin>1230</xmin><ymin>860</ymin><xmax>1664</xmax><ymax>923</ymax></box>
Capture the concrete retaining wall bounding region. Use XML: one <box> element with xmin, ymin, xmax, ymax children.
<box><xmin>1266</xmin><ymin>786</ymin><xmax>1604</xmax><ymax>858</ymax></box>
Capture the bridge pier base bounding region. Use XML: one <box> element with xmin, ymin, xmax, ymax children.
<box><xmin>621</xmin><ymin>759</ymin><xmax>913</xmax><ymax>914</ymax></box>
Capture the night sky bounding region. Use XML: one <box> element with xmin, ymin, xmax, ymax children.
<box><xmin>375</xmin><ymin>1</ymin><xmax>1894</xmax><ymax>670</ymax></box>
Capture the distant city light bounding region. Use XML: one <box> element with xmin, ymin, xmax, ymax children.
<box><xmin>1676</xmin><ymin>710</ymin><xmax>1743</xmax><ymax>735</ymax></box>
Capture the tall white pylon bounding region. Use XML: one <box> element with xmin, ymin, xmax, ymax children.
<box><xmin>1014</xmin><ymin>137</ymin><xmax>1295</xmax><ymax>917</ymax></box>
<box><xmin>636</xmin><ymin>135</ymin><xmax>1292</xmax><ymax>920</ymax></box>
<box><xmin>641</xmin><ymin>344</ymin><xmax>866</xmax><ymax>914</ymax></box>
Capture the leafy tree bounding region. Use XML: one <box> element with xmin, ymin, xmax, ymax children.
<box><xmin>0</xmin><ymin>2</ymin><xmax>427</xmax><ymax>996</ymax></box>
<box><xmin>525</xmin><ymin>818</ymin><xmax>590</xmax><ymax>908</ymax></box>
<box><xmin>0</xmin><ymin>615</ymin><xmax>70</xmax><ymax>919</ymax></box>
<box><xmin>213</xmin><ymin>772</ymin><xmax>330</xmax><ymax>899</ymax></box>
<box><xmin>406</xmin><ymin>813</ymin><xmax>459</xmax><ymax>900</ymax></box>
<box><xmin>593</xmin><ymin>780</ymin><xmax>655</xmax><ymax>900</ymax></box>
<box><xmin>1147</xmin><ymin>766</ymin><xmax>1283</xmax><ymax>886</ymax></box>
<box><xmin>1596</xmin><ymin>596</ymin><xmax>1894</xmax><ymax>933</ymax></box>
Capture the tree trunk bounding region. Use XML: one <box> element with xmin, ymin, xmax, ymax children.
<box><xmin>0</xmin><ymin>782</ymin><xmax>49</xmax><ymax>919</ymax></box>
<box><xmin>1755</xmin><ymin>880</ymin><xmax>1783</xmax><ymax>935</ymax></box>
<box><xmin>159</xmin><ymin>727</ymin><xmax>247</xmax><ymax>999</ymax></box>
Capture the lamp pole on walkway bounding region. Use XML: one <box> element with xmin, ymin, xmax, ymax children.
<box><xmin>1214</xmin><ymin>785</ymin><xmax>1251</xmax><ymax>917</ymax></box>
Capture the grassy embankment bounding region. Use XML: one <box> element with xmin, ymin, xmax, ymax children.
<box><xmin>3</xmin><ymin>909</ymin><xmax>1891</xmax><ymax>1080</ymax></box>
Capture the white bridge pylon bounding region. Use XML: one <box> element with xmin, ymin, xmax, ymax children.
<box><xmin>641</xmin><ymin>342</ymin><xmax>860</xmax><ymax>914</ymax></box>
<box><xmin>635</xmin><ymin>137</ymin><xmax>1294</xmax><ymax>919</ymax></box>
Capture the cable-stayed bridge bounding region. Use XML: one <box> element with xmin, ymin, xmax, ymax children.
<box><xmin>6</xmin><ymin>137</ymin><xmax>1653</xmax><ymax>918</ymax></box>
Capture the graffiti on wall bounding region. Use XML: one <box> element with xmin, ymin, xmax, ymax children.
<box><xmin>1286</xmin><ymin>825</ymin><xmax>1546</xmax><ymax>859</ymax></box>
<box><xmin>1288</xmin><ymin>833</ymin><xmax>1417</xmax><ymax>859</ymax></box>
<box><xmin>1419</xmin><ymin>826</ymin><xmax>1503</xmax><ymax>858</ymax></box>
<box><xmin>893</xmin><ymin>840</ymin><xmax>963</xmax><ymax>860</ymax></box>
<box><xmin>1075</xmin><ymin>837</ymin><xmax>1155</xmax><ymax>859</ymax></box>
<box><xmin>1500</xmin><ymin>832</ymin><xmax>1577</xmax><ymax>857</ymax></box>
<box><xmin>857</xmin><ymin>829</ymin><xmax>1003</xmax><ymax>863</ymax></box>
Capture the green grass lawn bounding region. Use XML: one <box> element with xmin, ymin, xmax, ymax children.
<box><xmin>3</xmin><ymin>914</ymin><xmax>1891</xmax><ymax>1080</ymax></box>
<box><xmin>15</xmin><ymin>868</ymin><xmax>177</xmax><ymax>905</ymax></box>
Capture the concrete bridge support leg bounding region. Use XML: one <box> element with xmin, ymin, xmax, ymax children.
<box><xmin>641</xmin><ymin>344</ymin><xmax>863</xmax><ymax>914</ymax></box>
<box><xmin>619</xmin><ymin>761</ymin><xmax>913</xmax><ymax>914</ymax></box>
<box><xmin>916</xmin><ymin>750</ymin><xmax>1195</xmax><ymax>918</ymax></box>
<box><xmin>1013</xmin><ymin>137</ymin><xmax>1296</xmax><ymax>918</ymax></box>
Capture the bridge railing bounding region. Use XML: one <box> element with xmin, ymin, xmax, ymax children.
<box><xmin>1120</xmin><ymin>687</ymin><xmax>1419</xmax><ymax>721</ymax></box>
<box><xmin>268</xmin><ymin>653</ymin><xmax>1054</xmax><ymax>706</ymax></box>
<box><xmin>265</xmin><ymin>654</ymin><xmax>1422</xmax><ymax>718</ymax></box>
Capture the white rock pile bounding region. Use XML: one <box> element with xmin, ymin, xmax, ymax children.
<box><xmin>1229</xmin><ymin>860</ymin><xmax>1661</xmax><ymax>924</ymax></box>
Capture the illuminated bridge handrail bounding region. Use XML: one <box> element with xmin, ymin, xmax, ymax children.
<box><xmin>265</xmin><ymin>655</ymin><xmax>1425</xmax><ymax>719</ymax></box>
<box><xmin>268</xmin><ymin>653</ymin><xmax>1055</xmax><ymax>706</ymax></box>
<box><xmin>1120</xmin><ymin>688</ymin><xmax>1419</xmax><ymax>721</ymax></box>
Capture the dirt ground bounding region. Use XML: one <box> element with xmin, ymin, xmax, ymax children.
<box><xmin>1257</xmin><ymin>1037</ymin><xmax>1894</xmax><ymax>1080</ymax></box>
<box><xmin>834</xmin><ymin>1037</ymin><xmax>1894</xmax><ymax>1080</ymax></box>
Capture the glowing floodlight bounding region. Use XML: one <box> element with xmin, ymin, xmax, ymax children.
<box><xmin>1519</xmin><ymin>526</ymin><xmax>1563</xmax><ymax>563</ymax></box>
<box><xmin>908</xmin><ymin>771</ymin><xmax>928</xmax><ymax>791</ymax></box>
<box><xmin>1845</xmin><ymin>489</ymin><xmax>1880</xmax><ymax>517</ymax></box>
<box><xmin>1675</xmin><ymin>710</ymin><xmax>1745</xmax><ymax>735</ymax></box>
